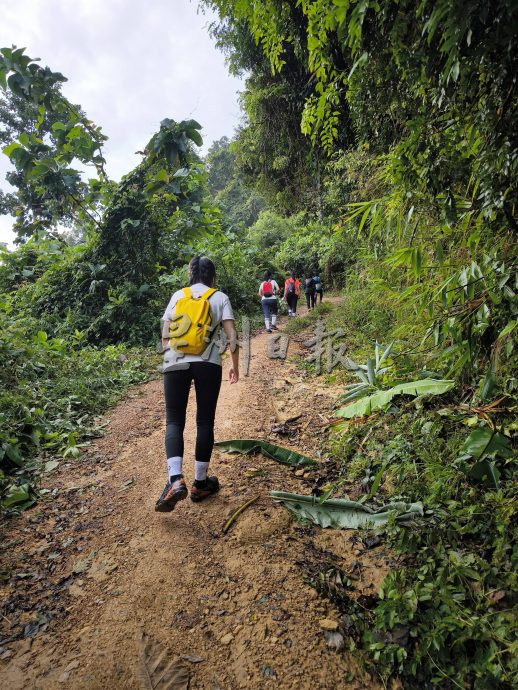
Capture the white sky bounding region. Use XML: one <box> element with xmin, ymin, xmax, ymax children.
<box><xmin>0</xmin><ymin>0</ymin><xmax>243</xmax><ymax>247</ymax></box>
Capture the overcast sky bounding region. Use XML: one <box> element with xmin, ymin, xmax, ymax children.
<box><xmin>0</xmin><ymin>0</ymin><xmax>243</xmax><ymax>247</ymax></box>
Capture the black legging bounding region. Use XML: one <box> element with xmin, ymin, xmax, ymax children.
<box><xmin>164</xmin><ymin>362</ymin><xmax>222</xmax><ymax>463</ymax></box>
<box><xmin>305</xmin><ymin>291</ymin><xmax>316</xmax><ymax>309</ymax></box>
<box><xmin>286</xmin><ymin>292</ymin><xmax>298</xmax><ymax>313</ymax></box>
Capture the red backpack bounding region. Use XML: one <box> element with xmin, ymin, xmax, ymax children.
<box><xmin>262</xmin><ymin>280</ymin><xmax>273</xmax><ymax>297</ymax></box>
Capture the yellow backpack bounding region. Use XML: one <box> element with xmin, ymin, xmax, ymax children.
<box><xmin>169</xmin><ymin>286</ymin><xmax>217</xmax><ymax>355</ymax></box>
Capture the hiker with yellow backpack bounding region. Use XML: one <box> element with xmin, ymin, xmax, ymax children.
<box><xmin>156</xmin><ymin>256</ymin><xmax>239</xmax><ymax>512</ymax></box>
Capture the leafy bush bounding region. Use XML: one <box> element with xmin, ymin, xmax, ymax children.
<box><xmin>318</xmin><ymin>288</ymin><xmax>517</xmax><ymax>688</ymax></box>
<box><xmin>0</xmin><ymin>234</ymin><xmax>70</xmax><ymax>293</ymax></box>
<box><xmin>358</xmin><ymin>414</ymin><xmax>517</xmax><ymax>690</ymax></box>
<box><xmin>0</xmin><ymin>298</ymin><xmax>149</xmax><ymax>513</ymax></box>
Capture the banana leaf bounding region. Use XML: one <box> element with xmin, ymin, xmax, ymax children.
<box><xmin>271</xmin><ymin>491</ymin><xmax>423</xmax><ymax>529</ymax></box>
<box><xmin>0</xmin><ymin>483</ymin><xmax>36</xmax><ymax>511</ymax></box>
<box><xmin>335</xmin><ymin>379</ymin><xmax>455</xmax><ymax>418</ymax></box>
<box><xmin>460</xmin><ymin>427</ymin><xmax>513</xmax><ymax>460</ymax></box>
<box><xmin>214</xmin><ymin>439</ymin><xmax>316</xmax><ymax>467</ymax></box>
<box><xmin>468</xmin><ymin>460</ymin><xmax>500</xmax><ymax>489</ymax></box>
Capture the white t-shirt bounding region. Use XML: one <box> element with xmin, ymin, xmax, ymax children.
<box><xmin>161</xmin><ymin>283</ymin><xmax>234</xmax><ymax>368</ymax></box>
<box><xmin>259</xmin><ymin>279</ymin><xmax>280</xmax><ymax>300</ymax></box>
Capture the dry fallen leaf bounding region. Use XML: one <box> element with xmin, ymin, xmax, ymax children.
<box><xmin>64</xmin><ymin>659</ymin><xmax>80</xmax><ymax>673</ymax></box>
<box><xmin>137</xmin><ymin>630</ymin><xmax>190</xmax><ymax>690</ymax></box>
<box><xmin>71</xmin><ymin>551</ymin><xmax>96</xmax><ymax>575</ymax></box>
<box><xmin>488</xmin><ymin>590</ymin><xmax>506</xmax><ymax>604</ymax></box>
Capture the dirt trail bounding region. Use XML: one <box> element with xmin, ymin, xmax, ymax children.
<box><xmin>1</xmin><ymin>310</ymin><xmax>387</xmax><ymax>690</ymax></box>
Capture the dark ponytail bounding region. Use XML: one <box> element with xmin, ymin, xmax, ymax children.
<box><xmin>264</xmin><ymin>270</ymin><xmax>271</xmax><ymax>281</ymax></box>
<box><xmin>188</xmin><ymin>256</ymin><xmax>216</xmax><ymax>287</ymax></box>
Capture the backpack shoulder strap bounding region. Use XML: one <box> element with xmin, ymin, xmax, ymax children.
<box><xmin>182</xmin><ymin>287</ymin><xmax>192</xmax><ymax>298</ymax></box>
<box><xmin>201</xmin><ymin>287</ymin><xmax>217</xmax><ymax>300</ymax></box>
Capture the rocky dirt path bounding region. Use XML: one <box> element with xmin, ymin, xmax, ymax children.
<box><xmin>1</xmin><ymin>311</ymin><xmax>387</xmax><ymax>690</ymax></box>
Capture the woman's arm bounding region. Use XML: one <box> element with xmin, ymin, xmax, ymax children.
<box><xmin>161</xmin><ymin>292</ymin><xmax>179</xmax><ymax>351</ymax></box>
<box><xmin>161</xmin><ymin>318</ymin><xmax>170</xmax><ymax>351</ymax></box>
<box><xmin>222</xmin><ymin>319</ymin><xmax>239</xmax><ymax>384</ymax></box>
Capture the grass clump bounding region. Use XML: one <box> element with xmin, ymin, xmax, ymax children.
<box><xmin>283</xmin><ymin>301</ymin><xmax>334</xmax><ymax>336</ymax></box>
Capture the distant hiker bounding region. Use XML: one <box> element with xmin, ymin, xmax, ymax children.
<box><xmin>284</xmin><ymin>272</ymin><xmax>300</xmax><ymax>317</ymax></box>
<box><xmin>304</xmin><ymin>273</ymin><xmax>316</xmax><ymax>310</ymax></box>
<box><xmin>156</xmin><ymin>256</ymin><xmax>239</xmax><ymax>512</ymax></box>
<box><xmin>259</xmin><ymin>270</ymin><xmax>280</xmax><ymax>333</ymax></box>
<box><xmin>313</xmin><ymin>273</ymin><xmax>323</xmax><ymax>304</ymax></box>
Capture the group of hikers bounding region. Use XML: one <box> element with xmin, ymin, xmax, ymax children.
<box><xmin>258</xmin><ymin>270</ymin><xmax>324</xmax><ymax>332</ymax></box>
<box><xmin>156</xmin><ymin>256</ymin><xmax>323</xmax><ymax>513</ymax></box>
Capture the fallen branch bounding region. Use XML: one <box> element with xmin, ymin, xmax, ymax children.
<box><xmin>222</xmin><ymin>496</ymin><xmax>259</xmax><ymax>535</ymax></box>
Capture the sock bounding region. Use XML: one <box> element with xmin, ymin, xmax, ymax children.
<box><xmin>272</xmin><ymin>315</ymin><xmax>277</xmax><ymax>326</ymax></box>
<box><xmin>194</xmin><ymin>460</ymin><xmax>209</xmax><ymax>482</ymax></box>
<box><xmin>265</xmin><ymin>318</ymin><xmax>270</xmax><ymax>329</ymax></box>
<box><xmin>167</xmin><ymin>456</ymin><xmax>183</xmax><ymax>480</ymax></box>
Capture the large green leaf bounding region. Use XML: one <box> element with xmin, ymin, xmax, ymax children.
<box><xmin>2</xmin><ymin>141</ymin><xmax>22</xmax><ymax>156</ymax></box>
<box><xmin>335</xmin><ymin>379</ymin><xmax>455</xmax><ymax>418</ymax></box>
<box><xmin>5</xmin><ymin>444</ymin><xmax>24</xmax><ymax>466</ymax></box>
<box><xmin>461</xmin><ymin>428</ymin><xmax>513</xmax><ymax>460</ymax></box>
<box><xmin>214</xmin><ymin>439</ymin><xmax>316</xmax><ymax>467</ymax></box>
<box><xmin>271</xmin><ymin>491</ymin><xmax>423</xmax><ymax>529</ymax></box>
<box><xmin>154</xmin><ymin>168</ymin><xmax>169</xmax><ymax>182</ymax></box>
<box><xmin>186</xmin><ymin>129</ymin><xmax>203</xmax><ymax>146</ymax></box>
<box><xmin>468</xmin><ymin>460</ymin><xmax>500</xmax><ymax>489</ymax></box>
<box><xmin>480</xmin><ymin>366</ymin><xmax>497</xmax><ymax>401</ymax></box>
<box><xmin>1</xmin><ymin>483</ymin><xmax>35</xmax><ymax>510</ymax></box>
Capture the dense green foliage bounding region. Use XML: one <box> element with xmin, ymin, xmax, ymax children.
<box><xmin>1</xmin><ymin>4</ymin><xmax>517</xmax><ymax>686</ymax></box>
<box><xmin>203</xmin><ymin>0</ymin><xmax>516</xmax><ymax>221</ymax></box>
<box><xmin>199</xmin><ymin>1</ymin><xmax>517</xmax><ymax>688</ymax></box>
<box><xmin>324</xmin><ymin>293</ymin><xmax>517</xmax><ymax>689</ymax></box>
<box><xmin>0</xmin><ymin>47</ymin><xmax>108</xmax><ymax>239</ymax></box>
<box><xmin>0</xmin><ymin>287</ymin><xmax>148</xmax><ymax>512</ymax></box>
<box><xmin>205</xmin><ymin>136</ymin><xmax>265</xmax><ymax>230</ymax></box>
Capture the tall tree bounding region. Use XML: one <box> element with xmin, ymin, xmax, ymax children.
<box><xmin>0</xmin><ymin>47</ymin><xmax>108</xmax><ymax>240</ymax></box>
<box><xmin>206</xmin><ymin>135</ymin><xmax>265</xmax><ymax>230</ymax></box>
<box><xmin>202</xmin><ymin>0</ymin><xmax>517</xmax><ymax>224</ymax></box>
<box><xmin>202</xmin><ymin>2</ymin><xmax>352</xmax><ymax>214</ymax></box>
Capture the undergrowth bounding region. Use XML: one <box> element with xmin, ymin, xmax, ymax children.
<box><xmin>307</xmin><ymin>287</ymin><xmax>517</xmax><ymax>689</ymax></box>
<box><xmin>0</xmin><ymin>302</ymin><xmax>151</xmax><ymax>514</ymax></box>
<box><xmin>282</xmin><ymin>301</ymin><xmax>334</xmax><ymax>336</ymax></box>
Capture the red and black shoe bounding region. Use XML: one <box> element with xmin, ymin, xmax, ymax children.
<box><xmin>155</xmin><ymin>477</ymin><xmax>188</xmax><ymax>512</ymax></box>
<box><xmin>190</xmin><ymin>476</ymin><xmax>220</xmax><ymax>503</ymax></box>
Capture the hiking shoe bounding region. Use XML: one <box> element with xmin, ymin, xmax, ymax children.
<box><xmin>155</xmin><ymin>477</ymin><xmax>188</xmax><ymax>512</ymax></box>
<box><xmin>190</xmin><ymin>476</ymin><xmax>220</xmax><ymax>503</ymax></box>
<box><xmin>271</xmin><ymin>325</ymin><xmax>278</xmax><ymax>330</ymax></box>
<box><xmin>266</xmin><ymin>328</ymin><xmax>273</xmax><ymax>333</ymax></box>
